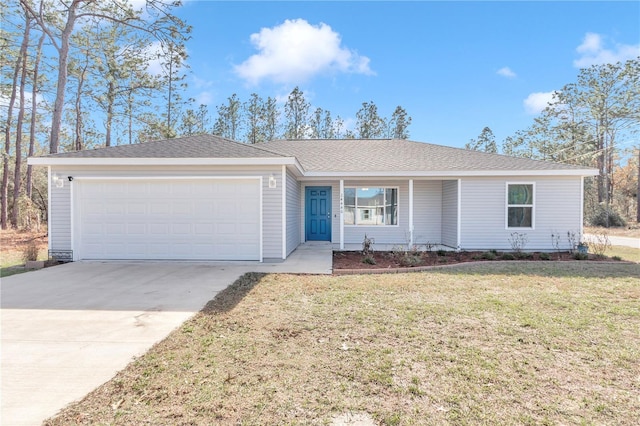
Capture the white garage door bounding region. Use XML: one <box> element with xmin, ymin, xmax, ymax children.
<box><xmin>76</xmin><ymin>178</ymin><xmax>261</xmax><ymax>260</ymax></box>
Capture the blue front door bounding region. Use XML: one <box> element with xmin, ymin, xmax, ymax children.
<box><xmin>305</xmin><ymin>186</ymin><xmax>332</xmax><ymax>241</ymax></box>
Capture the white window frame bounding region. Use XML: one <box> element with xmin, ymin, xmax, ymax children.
<box><xmin>344</xmin><ymin>186</ymin><xmax>399</xmax><ymax>227</ymax></box>
<box><xmin>505</xmin><ymin>182</ymin><xmax>535</xmax><ymax>230</ymax></box>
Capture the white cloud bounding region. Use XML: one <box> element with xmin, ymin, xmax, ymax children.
<box><xmin>234</xmin><ymin>19</ymin><xmax>374</xmax><ymax>86</ymax></box>
<box><xmin>497</xmin><ymin>67</ymin><xmax>516</xmax><ymax>78</ymax></box>
<box><xmin>144</xmin><ymin>41</ymin><xmax>164</xmax><ymax>76</ymax></box>
<box><xmin>523</xmin><ymin>91</ymin><xmax>555</xmax><ymax>115</ymax></box>
<box><xmin>127</xmin><ymin>0</ymin><xmax>146</xmax><ymax>11</ymax></box>
<box><xmin>574</xmin><ymin>32</ymin><xmax>640</xmax><ymax>68</ymax></box>
<box><xmin>0</xmin><ymin>92</ymin><xmax>45</xmax><ymax>110</ymax></box>
<box><xmin>143</xmin><ymin>41</ymin><xmax>189</xmax><ymax>77</ymax></box>
<box><xmin>195</xmin><ymin>91</ymin><xmax>212</xmax><ymax>106</ymax></box>
<box><xmin>193</xmin><ymin>76</ymin><xmax>213</xmax><ymax>89</ymax></box>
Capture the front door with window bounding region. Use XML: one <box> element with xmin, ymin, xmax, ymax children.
<box><xmin>305</xmin><ymin>186</ymin><xmax>332</xmax><ymax>241</ymax></box>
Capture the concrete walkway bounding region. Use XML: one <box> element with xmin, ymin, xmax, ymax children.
<box><xmin>1</xmin><ymin>243</ymin><xmax>332</xmax><ymax>426</ymax></box>
<box><xmin>584</xmin><ymin>234</ymin><xmax>640</xmax><ymax>249</ymax></box>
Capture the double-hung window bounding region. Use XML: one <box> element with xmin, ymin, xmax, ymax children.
<box><xmin>506</xmin><ymin>183</ymin><xmax>534</xmax><ymax>228</ymax></box>
<box><xmin>344</xmin><ymin>187</ymin><xmax>398</xmax><ymax>226</ymax></box>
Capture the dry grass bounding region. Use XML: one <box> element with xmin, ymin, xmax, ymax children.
<box><xmin>45</xmin><ymin>262</ymin><xmax>640</xmax><ymax>425</ymax></box>
<box><xmin>606</xmin><ymin>245</ymin><xmax>639</xmax><ymax>263</ymax></box>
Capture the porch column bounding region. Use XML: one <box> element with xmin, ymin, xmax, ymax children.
<box><xmin>409</xmin><ymin>179</ymin><xmax>414</xmax><ymax>246</ymax></box>
<box><xmin>339</xmin><ymin>179</ymin><xmax>344</xmax><ymax>250</ymax></box>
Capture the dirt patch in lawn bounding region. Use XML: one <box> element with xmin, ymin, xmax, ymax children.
<box><xmin>333</xmin><ymin>250</ymin><xmax>617</xmax><ymax>271</ymax></box>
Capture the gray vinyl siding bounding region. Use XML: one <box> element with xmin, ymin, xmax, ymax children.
<box><xmin>49</xmin><ymin>176</ymin><xmax>72</xmax><ymax>251</ymax></box>
<box><xmin>441</xmin><ymin>180</ymin><xmax>458</xmax><ymax>247</ymax></box>
<box><xmin>286</xmin><ymin>169</ymin><xmax>301</xmax><ymax>256</ymax></box>
<box><xmin>460</xmin><ymin>176</ymin><xmax>583</xmax><ymax>250</ymax></box>
<box><xmin>413</xmin><ymin>180</ymin><xmax>442</xmax><ymax>245</ymax></box>
<box><xmin>49</xmin><ymin>165</ymin><xmax>283</xmax><ymax>260</ymax></box>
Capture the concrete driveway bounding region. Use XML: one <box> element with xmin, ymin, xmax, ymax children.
<box><xmin>1</xmin><ymin>243</ymin><xmax>332</xmax><ymax>425</ymax></box>
<box><xmin>1</xmin><ymin>261</ymin><xmax>256</xmax><ymax>426</ymax></box>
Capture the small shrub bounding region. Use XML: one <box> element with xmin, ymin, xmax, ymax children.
<box><xmin>588</xmin><ymin>233</ymin><xmax>611</xmax><ymax>258</ymax></box>
<box><xmin>508</xmin><ymin>232</ymin><xmax>528</xmax><ymax>253</ymax></box>
<box><xmin>22</xmin><ymin>241</ymin><xmax>39</xmax><ymax>263</ymax></box>
<box><xmin>566</xmin><ymin>230</ymin><xmax>581</xmax><ymax>254</ymax></box>
<box><xmin>399</xmin><ymin>255</ymin><xmax>422</xmax><ymax>267</ymax></box>
<box><xmin>362</xmin><ymin>234</ymin><xmax>375</xmax><ymax>256</ymax></box>
<box><xmin>362</xmin><ymin>255</ymin><xmax>376</xmax><ymax>265</ymax></box>
<box><xmin>573</xmin><ymin>252</ymin><xmax>589</xmax><ymax>260</ymax></box>
<box><xmin>515</xmin><ymin>252</ymin><xmax>533</xmax><ymax>260</ymax></box>
<box><xmin>480</xmin><ymin>251</ymin><xmax>496</xmax><ymax>260</ymax></box>
<box><xmin>501</xmin><ymin>253</ymin><xmax>515</xmax><ymax>260</ymax></box>
<box><xmin>436</xmin><ymin>249</ymin><xmax>447</xmax><ymax>257</ymax></box>
<box><xmin>611</xmin><ymin>255</ymin><xmax>622</xmax><ymax>261</ymax></box>
<box><xmin>539</xmin><ymin>252</ymin><xmax>551</xmax><ymax>260</ymax></box>
<box><xmin>550</xmin><ymin>232</ymin><xmax>562</xmax><ymax>252</ymax></box>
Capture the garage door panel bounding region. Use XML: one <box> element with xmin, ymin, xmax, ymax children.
<box><xmin>77</xmin><ymin>179</ymin><xmax>260</xmax><ymax>260</ymax></box>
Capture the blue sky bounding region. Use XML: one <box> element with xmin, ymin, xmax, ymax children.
<box><xmin>174</xmin><ymin>1</ymin><xmax>639</xmax><ymax>148</ymax></box>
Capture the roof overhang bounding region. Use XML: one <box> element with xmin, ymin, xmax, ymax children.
<box><xmin>28</xmin><ymin>156</ymin><xmax>305</xmax><ymax>174</ymax></box>
<box><xmin>29</xmin><ymin>156</ymin><xmax>596</xmax><ymax>178</ymax></box>
<box><xmin>299</xmin><ymin>169</ymin><xmax>599</xmax><ymax>179</ymax></box>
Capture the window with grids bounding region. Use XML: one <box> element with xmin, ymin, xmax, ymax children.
<box><xmin>507</xmin><ymin>183</ymin><xmax>534</xmax><ymax>228</ymax></box>
<box><xmin>344</xmin><ymin>187</ymin><xmax>398</xmax><ymax>226</ymax></box>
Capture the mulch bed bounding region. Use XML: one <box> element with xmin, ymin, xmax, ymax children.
<box><xmin>333</xmin><ymin>250</ymin><xmax>606</xmax><ymax>273</ymax></box>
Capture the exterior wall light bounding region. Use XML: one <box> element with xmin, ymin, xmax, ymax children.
<box><xmin>269</xmin><ymin>174</ymin><xmax>277</xmax><ymax>189</ymax></box>
<box><xmin>52</xmin><ymin>174</ymin><xmax>64</xmax><ymax>189</ymax></box>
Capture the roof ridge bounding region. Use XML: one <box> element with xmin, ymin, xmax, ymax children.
<box><xmin>224</xmin><ymin>138</ymin><xmax>290</xmax><ymax>158</ymax></box>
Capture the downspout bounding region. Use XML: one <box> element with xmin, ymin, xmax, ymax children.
<box><xmin>580</xmin><ymin>176</ymin><xmax>584</xmax><ymax>238</ymax></box>
<box><xmin>409</xmin><ymin>179</ymin><xmax>414</xmax><ymax>246</ymax></box>
<box><xmin>47</xmin><ymin>166</ymin><xmax>52</xmax><ymax>253</ymax></box>
<box><xmin>340</xmin><ymin>179</ymin><xmax>344</xmax><ymax>250</ymax></box>
<box><xmin>457</xmin><ymin>179</ymin><xmax>462</xmax><ymax>250</ymax></box>
<box><xmin>69</xmin><ymin>177</ymin><xmax>75</xmax><ymax>260</ymax></box>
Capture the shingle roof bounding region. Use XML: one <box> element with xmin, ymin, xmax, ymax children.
<box><xmin>34</xmin><ymin>135</ymin><xmax>594</xmax><ymax>174</ymax></box>
<box><xmin>44</xmin><ymin>134</ymin><xmax>285</xmax><ymax>159</ymax></box>
<box><xmin>258</xmin><ymin>139</ymin><xmax>586</xmax><ymax>172</ymax></box>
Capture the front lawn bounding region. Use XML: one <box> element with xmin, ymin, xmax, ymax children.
<box><xmin>46</xmin><ymin>262</ymin><xmax>639</xmax><ymax>425</ymax></box>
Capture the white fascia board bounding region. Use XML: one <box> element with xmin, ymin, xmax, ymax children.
<box><xmin>301</xmin><ymin>169</ymin><xmax>599</xmax><ymax>178</ymax></box>
<box><xmin>27</xmin><ymin>156</ymin><xmax>299</xmax><ymax>167</ymax></box>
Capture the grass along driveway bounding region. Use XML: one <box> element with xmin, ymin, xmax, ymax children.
<box><xmin>46</xmin><ymin>262</ymin><xmax>640</xmax><ymax>425</ymax></box>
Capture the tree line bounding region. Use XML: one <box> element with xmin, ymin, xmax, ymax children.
<box><xmin>0</xmin><ymin>1</ymin><xmax>413</xmax><ymax>230</ymax></box>
<box><xmin>2</xmin><ymin>0</ymin><xmax>190</xmax><ymax>229</ymax></box>
<box><xmin>465</xmin><ymin>58</ymin><xmax>640</xmax><ymax>224</ymax></box>
<box><xmin>184</xmin><ymin>88</ymin><xmax>412</xmax><ymax>143</ymax></box>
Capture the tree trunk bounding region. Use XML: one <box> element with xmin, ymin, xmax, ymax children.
<box><xmin>11</xmin><ymin>12</ymin><xmax>31</xmax><ymax>228</ymax></box>
<box><xmin>1</xmin><ymin>14</ymin><xmax>27</xmax><ymax>229</ymax></box>
<box><xmin>74</xmin><ymin>57</ymin><xmax>89</xmax><ymax>151</ymax></box>
<box><xmin>596</xmin><ymin>125</ymin><xmax>606</xmax><ymax>204</ymax></box>
<box><xmin>49</xmin><ymin>1</ymin><xmax>80</xmax><ymax>154</ymax></box>
<box><xmin>637</xmin><ymin>147</ymin><xmax>640</xmax><ymax>223</ymax></box>
<box><xmin>27</xmin><ymin>32</ymin><xmax>45</xmax><ymax>200</ymax></box>
<box><xmin>105</xmin><ymin>80</ymin><xmax>114</xmax><ymax>146</ymax></box>
<box><xmin>128</xmin><ymin>88</ymin><xmax>133</xmax><ymax>144</ymax></box>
